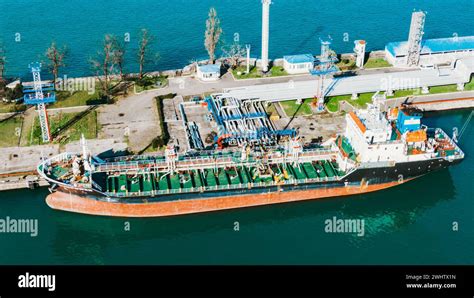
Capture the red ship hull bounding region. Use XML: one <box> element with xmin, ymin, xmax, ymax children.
<box><xmin>46</xmin><ymin>179</ymin><xmax>414</xmax><ymax>217</ymax></box>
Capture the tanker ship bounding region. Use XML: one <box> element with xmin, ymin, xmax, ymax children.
<box><xmin>38</xmin><ymin>94</ymin><xmax>464</xmax><ymax>217</ymax></box>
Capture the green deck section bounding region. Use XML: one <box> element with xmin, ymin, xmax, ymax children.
<box><xmin>192</xmin><ymin>171</ymin><xmax>203</xmax><ymax>188</ymax></box>
<box><xmin>101</xmin><ymin>157</ymin><xmax>346</xmax><ymax>195</ymax></box>
<box><xmin>205</xmin><ymin>169</ymin><xmax>217</xmax><ymax>187</ymax></box>
<box><xmin>227</xmin><ymin>168</ymin><xmax>241</xmax><ymax>185</ymax></box>
<box><xmin>313</xmin><ymin>162</ymin><xmax>326</xmax><ymax>178</ymax></box>
<box><xmin>322</xmin><ymin>161</ymin><xmax>335</xmax><ymax>177</ymax></box>
<box><xmin>250</xmin><ymin>167</ymin><xmax>262</xmax><ymax>183</ymax></box>
<box><xmin>291</xmin><ymin>164</ymin><xmax>307</xmax><ymax>180</ymax></box>
<box><xmin>337</xmin><ymin>136</ymin><xmax>357</xmax><ymax>161</ymax></box>
<box><xmin>302</xmin><ymin>163</ymin><xmax>318</xmax><ymax>179</ymax></box>
<box><xmin>239</xmin><ymin>167</ymin><xmax>250</xmax><ymax>184</ymax></box>
<box><xmin>117</xmin><ymin>174</ymin><xmax>128</xmax><ymax>193</ymax></box>
<box><xmin>129</xmin><ymin>176</ymin><xmax>141</xmax><ymax>193</ymax></box>
<box><xmin>158</xmin><ymin>174</ymin><xmax>169</xmax><ymax>190</ymax></box>
<box><xmin>107</xmin><ymin>176</ymin><xmax>117</xmax><ymax>193</ymax></box>
<box><xmin>170</xmin><ymin>174</ymin><xmax>181</xmax><ymax>189</ymax></box>
<box><xmin>181</xmin><ymin>173</ymin><xmax>193</xmax><ymax>189</ymax></box>
<box><xmin>218</xmin><ymin>169</ymin><xmax>229</xmax><ymax>185</ymax></box>
<box><xmin>142</xmin><ymin>174</ymin><xmax>153</xmax><ymax>192</ymax></box>
<box><xmin>282</xmin><ymin>164</ymin><xmax>294</xmax><ymax>180</ymax></box>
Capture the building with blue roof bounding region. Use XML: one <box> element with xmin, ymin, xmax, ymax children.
<box><xmin>196</xmin><ymin>63</ymin><xmax>222</xmax><ymax>81</ymax></box>
<box><xmin>385</xmin><ymin>36</ymin><xmax>474</xmax><ymax>67</ymax></box>
<box><xmin>283</xmin><ymin>54</ymin><xmax>315</xmax><ymax>74</ymax></box>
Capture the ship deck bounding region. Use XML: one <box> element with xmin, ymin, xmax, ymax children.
<box><xmin>101</xmin><ymin>160</ymin><xmax>346</xmax><ymax>197</ymax></box>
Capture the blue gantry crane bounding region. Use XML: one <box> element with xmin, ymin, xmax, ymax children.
<box><xmin>23</xmin><ymin>62</ymin><xmax>56</xmax><ymax>143</ymax></box>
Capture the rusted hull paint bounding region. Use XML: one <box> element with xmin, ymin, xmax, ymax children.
<box><xmin>45</xmin><ymin>179</ymin><xmax>414</xmax><ymax>217</ymax></box>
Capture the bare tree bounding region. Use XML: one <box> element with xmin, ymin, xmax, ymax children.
<box><xmin>90</xmin><ymin>34</ymin><xmax>117</xmax><ymax>98</ymax></box>
<box><xmin>112</xmin><ymin>39</ymin><xmax>126</xmax><ymax>80</ymax></box>
<box><xmin>0</xmin><ymin>44</ymin><xmax>6</xmax><ymax>82</ymax></box>
<box><xmin>45</xmin><ymin>42</ymin><xmax>67</xmax><ymax>85</ymax></box>
<box><xmin>137</xmin><ymin>29</ymin><xmax>158</xmax><ymax>80</ymax></box>
<box><xmin>222</xmin><ymin>42</ymin><xmax>246</xmax><ymax>69</ymax></box>
<box><xmin>204</xmin><ymin>8</ymin><xmax>222</xmax><ymax>64</ymax></box>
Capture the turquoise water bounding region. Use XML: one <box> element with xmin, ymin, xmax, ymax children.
<box><xmin>0</xmin><ymin>110</ymin><xmax>472</xmax><ymax>265</ymax></box>
<box><xmin>0</xmin><ymin>0</ymin><xmax>473</xmax><ymax>265</ymax></box>
<box><xmin>1</xmin><ymin>0</ymin><xmax>473</xmax><ymax>78</ymax></box>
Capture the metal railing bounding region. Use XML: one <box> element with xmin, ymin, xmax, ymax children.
<box><xmin>105</xmin><ymin>175</ymin><xmax>342</xmax><ymax>198</ymax></box>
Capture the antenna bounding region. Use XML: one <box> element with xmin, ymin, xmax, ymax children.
<box><xmin>246</xmin><ymin>44</ymin><xmax>251</xmax><ymax>74</ymax></box>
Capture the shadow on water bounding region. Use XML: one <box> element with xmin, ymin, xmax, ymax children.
<box><xmin>48</xmin><ymin>168</ymin><xmax>456</xmax><ymax>263</ymax></box>
<box><xmin>291</xmin><ymin>25</ymin><xmax>325</xmax><ymax>53</ymax></box>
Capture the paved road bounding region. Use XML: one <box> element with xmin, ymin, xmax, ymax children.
<box><xmin>98</xmin><ymin>91</ymin><xmax>161</xmax><ymax>152</ymax></box>
<box><xmin>224</xmin><ymin>57</ymin><xmax>474</xmax><ymax>101</ymax></box>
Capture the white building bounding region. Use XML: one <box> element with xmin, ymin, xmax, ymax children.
<box><xmin>385</xmin><ymin>36</ymin><xmax>474</xmax><ymax>67</ymax></box>
<box><xmin>283</xmin><ymin>54</ymin><xmax>315</xmax><ymax>74</ymax></box>
<box><xmin>196</xmin><ymin>63</ymin><xmax>221</xmax><ymax>81</ymax></box>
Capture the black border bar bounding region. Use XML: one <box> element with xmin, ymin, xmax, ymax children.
<box><xmin>0</xmin><ymin>265</ymin><xmax>472</xmax><ymax>297</ymax></box>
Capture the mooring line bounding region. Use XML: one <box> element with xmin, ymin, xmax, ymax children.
<box><xmin>458</xmin><ymin>110</ymin><xmax>473</xmax><ymax>140</ymax></box>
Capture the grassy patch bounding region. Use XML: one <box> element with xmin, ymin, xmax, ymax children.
<box><xmin>326</xmin><ymin>95</ymin><xmax>350</xmax><ymax>112</ymax></box>
<box><xmin>50</xmin><ymin>90</ymin><xmax>104</xmax><ymax>108</ymax></box>
<box><xmin>326</xmin><ymin>92</ymin><xmax>375</xmax><ymax>112</ymax></box>
<box><xmin>337</xmin><ymin>58</ymin><xmax>356</xmax><ymax>71</ymax></box>
<box><xmin>132</xmin><ymin>75</ymin><xmax>168</xmax><ymax>93</ymax></box>
<box><xmin>386</xmin><ymin>89</ymin><xmax>421</xmax><ymax>99</ymax></box>
<box><xmin>29</xmin><ymin>111</ymin><xmax>100</xmax><ymax>145</ymax></box>
<box><xmin>280</xmin><ymin>99</ymin><xmax>313</xmax><ymax>116</ymax></box>
<box><xmin>352</xmin><ymin>93</ymin><xmax>377</xmax><ymax>108</ymax></box>
<box><xmin>0</xmin><ymin>116</ymin><xmax>23</xmax><ymax>147</ymax></box>
<box><xmin>429</xmin><ymin>84</ymin><xmax>458</xmax><ymax>94</ymax></box>
<box><xmin>465</xmin><ymin>76</ymin><xmax>474</xmax><ymax>90</ymax></box>
<box><xmin>232</xmin><ymin>65</ymin><xmax>289</xmax><ymax>80</ymax></box>
<box><xmin>364</xmin><ymin>58</ymin><xmax>391</xmax><ymax>69</ymax></box>
<box><xmin>0</xmin><ymin>102</ymin><xmax>27</xmax><ymax>113</ymax></box>
<box><xmin>270</xmin><ymin>66</ymin><xmax>288</xmax><ymax>77</ymax></box>
<box><xmin>232</xmin><ymin>66</ymin><xmax>261</xmax><ymax>79</ymax></box>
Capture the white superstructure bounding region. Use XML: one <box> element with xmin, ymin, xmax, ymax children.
<box><xmin>341</xmin><ymin>93</ymin><xmax>465</xmax><ymax>169</ymax></box>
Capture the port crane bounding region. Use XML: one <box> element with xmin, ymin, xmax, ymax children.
<box><xmin>23</xmin><ymin>62</ymin><xmax>56</xmax><ymax>143</ymax></box>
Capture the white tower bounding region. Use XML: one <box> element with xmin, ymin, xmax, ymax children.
<box><xmin>354</xmin><ymin>40</ymin><xmax>366</xmax><ymax>68</ymax></box>
<box><xmin>406</xmin><ymin>11</ymin><xmax>426</xmax><ymax>67</ymax></box>
<box><xmin>261</xmin><ymin>0</ymin><xmax>271</xmax><ymax>73</ymax></box>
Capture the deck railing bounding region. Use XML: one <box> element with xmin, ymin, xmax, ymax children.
<box><xmin>94</xmin><ymin>148</ymin><xmax>339</xmax><ymax>173</ymax></box>
<box><xmin>105</xmin><ymin>175</ymin><xmax>341</xmax><ymax>198</ymax></box>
